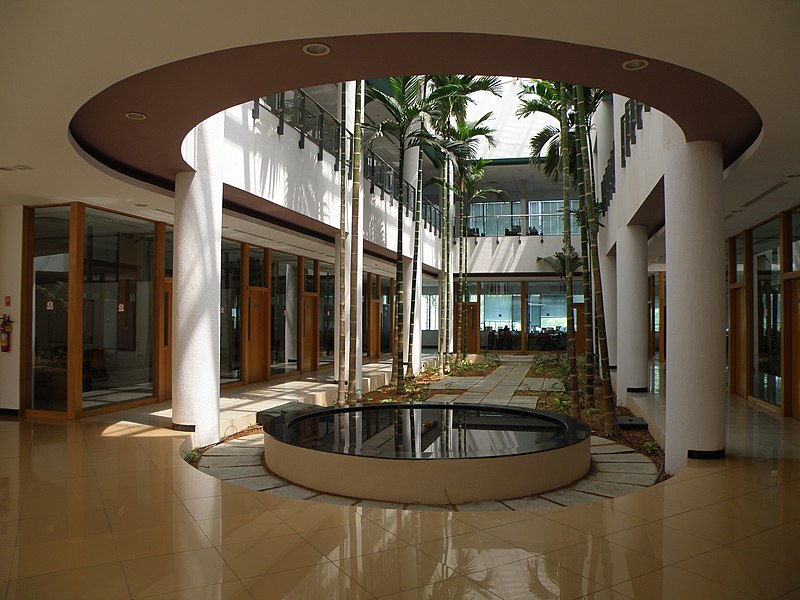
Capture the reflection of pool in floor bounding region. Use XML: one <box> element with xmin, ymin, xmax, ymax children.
<box><xmin>260</xmin><ymin>403</ymin><xmax>591</xmax><ymax>505</ymax></box>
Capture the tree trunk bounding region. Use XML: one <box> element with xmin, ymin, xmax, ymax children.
<box><xmin>457</xmin><ymin>186</ymin><xmax>466</xmax><ymax>359</ymax></box>
<box><xmin>576</xmin><ymin>84</ymin><xmax>617</xmax><ymax>434</ymax></box>
<box><xmin>336</xmin><ymin>82</ymin><xmax>348</xmax><ymax>405</ymax></box>
<box><xmin>573</xmin><ymin>89</ymin><xmax>595</xmax><ymax>409</ymax></box>
<box><xmin>559</xmin><ymin>83</ymin><xmax>580</xmax><ymax>419</ymax></box>
<box><xmin>348</xmin><ymin>80</ymin><xmax>362</xmax><ymax>399</ymax></box>
<box><xmin>406</xmin><ymin>140</ymin><xmax>425</xmax><ymax>378</ymax></box>
<box><xmin>437</xmin><ymin>161</ymin><xmax>447</xmax><ymax>376</ymax></box>
<box><xmin>393</xmin><ymin>140</ymin><xmax>406</xmax><ymax>391</ymax></box>
<box><xmin>444</xmin><ymin>161</ymin><xmax>452</xmax><ymax>367</ymax></box>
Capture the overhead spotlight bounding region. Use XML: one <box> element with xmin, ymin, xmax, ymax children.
<box><xmin>622</xmin><ymin>58</ymin><xmax>650</xmax><ymax>71</ymax></box>
<box><xmin>302</xmin><ymin>42</ymin><xmax>331</xmax><ymax>56</ymax></box>
<box><xmin>124</xmin><ymin>112</ymin><xmax>148</xmax><ymax>121</ymax></box>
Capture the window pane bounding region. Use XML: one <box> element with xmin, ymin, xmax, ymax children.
<box><xmin>380</xmin><ymin>278</ymin><xmax>392</xmax><ymax>353</ymax></box>
<box><xmin>734</xmin><ymin>235</ymin><xmax>745</xmax><ymax>283</ymax></box>
<box><xmin>751</xmin><ymin>218</ymin><xmax>781</xmax><ymax>406</ymax></box>
<box><xmin>526</xmin><ymin>280</ymin><xmax>569</xmax><ymax>351</ymax></box>
<box><xmin>271</xmin><ymin>251</ymin><xmax>298</xmax><ymax>375</ymax></box>
<box><xmin>791</xmin><ymin>209</ymin><xmax>800</xmax><ymax>272</ymax></box>
<box><xmin>319</xmin><ymin>262</ymin><xmax>334</xmax><ymax>365</ymax></box>
<box><xmin>32</xmin><ymin>206</ymin><xmax>71</xmax><ymax>412</ymax></box>
<box><xmin>304</xmin><ymin>258</ymin><xmax>316</xmax><ymax>293</ymax></box>
<box><xmin>249</xmin><ymin>246</ymin><xmax>266</xmax><ymax>287</ymax></box>
<box><xmin>82</xmin><ymin>208</ymin><xmax>154</xmax><ymax>410</ymax></box>
<box><xmin>164</xmin><ymin>227</ymin><xmax>173</xmax><ymax>277</ymax></box>
<box><xmin>220</xmin><ymin>240</ymin><xmax>241</xmax><ymax>383</ymax></box>
<box><xmin>479</xmin><ymin>282</ymin><xmax>521</xmax><ymax>351</ymax></box>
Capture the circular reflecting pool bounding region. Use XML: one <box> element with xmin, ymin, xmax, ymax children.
<box><xmin>261</xmin><ymin>403</ymin><xmax>590</xmax><ymax>504</ymax></box>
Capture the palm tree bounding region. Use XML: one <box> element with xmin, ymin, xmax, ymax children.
<box><xmin>520</xmin><ymin>80</ymin><xmax>611</xmax><ymax>420</ymax></box>
<box><xmin>366</xmin><ymin>76</ymin><xmax>438</xmax><ymax>391</ymax></box>
<box><xmin>452</xmin><ymin>159</ymin><xmax>504</xmax><ymax>357</ymax></box>
<box><xmin>536</xmin><ymin>249</ymin><xmax>583</xmax><ymax>278</ymax></box>
<box><xmin>436</xmin><ymin>115</ymin><xmax>498</xmax><ymax>358</ymax></box>
<box><xmin>427</xmin><ymin>76</ymin><xmax>502</xmax><ymax>367</ymax></box>
<box><xmin>575</xmin><ymin>83</ymin><xmax>618</xmax><ymax>434</ymax></box>
<box><xmin>558</xmin><ymin>82</ymin><xmax>580</xmax><ymax>419</ymax></box>
<box><xmin>336</xmin><ymin>82</ymin><xmax>348</xmax><ymax>406</ymax></box>
<box><xmin>348</xmin><ymin>80</ymin><xmax>363</xmax><ymax>400</ymax></box>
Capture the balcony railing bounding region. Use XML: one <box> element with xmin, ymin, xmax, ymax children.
<box><xmin>464</xmin><ymin>212</ymin><xmax>580</xmax><ymax>238</ymax></box>
<box><xmin>258</xmin><ymin>90</ymin><xmax>441</xmax><ymax>236</ymax></box>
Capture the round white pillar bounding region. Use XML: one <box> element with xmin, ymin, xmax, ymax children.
<box><xmin>172</xmin><ymin>113</ymin><xmax>224</xmax><ymax>447</ymax></box>
<box><xmin>599</xmin><ymin>252</ymin><xmax>618</xmax><ymax>369</ymax></box>
<box><xmin>616</xmin><ymin>225</ymin><xmax>649</xmax><ymax>400</ymax></box>
<box><xmin>664</xmin><ymin>129</ymin><xmax>726</xmax><ymax>474</ymax></box>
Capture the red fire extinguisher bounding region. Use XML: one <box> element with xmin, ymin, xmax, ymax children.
<box><xmin>0</xmin><ymin>314</ymin><xmax>12</xmax><ymax>352</ymax></box>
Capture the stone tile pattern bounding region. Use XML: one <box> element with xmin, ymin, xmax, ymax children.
<box><xmin>199</xmin><ymin>434</ymin><xmax>659</xmax><ymax>511</ymax></box>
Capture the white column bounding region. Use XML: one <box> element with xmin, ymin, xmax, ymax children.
<box><xmin>333</xmin><ymin>233</ymin><xmax>347</xmax><ymax>378</ymax></box>
<box><xmin>616</xmin><ymin>225</ymin><xmax>649</xmax><ymax>401</ymax></box>
<box><xmin>352</xmin><ymin>182</ymin><xmax>364</xmax><ymax>390</ymax></box>
<box><xmin>599</xmin><ymin>252</ymin><xmax>618</xmax><ymax>369</ymax></box>
<box><xmin>172</xmin><ymin>113</ymin><xmax>224</xmax><ymax>447</ymax></box>
<box><xmin>663</xmin><ymin>124</ymin><xmax>726</xmax><ymax>474</ymax></box>
<box><xmin>402</xmin><ymin>256</ymin><xmax>416</xmax><ymax>373</ymax></box>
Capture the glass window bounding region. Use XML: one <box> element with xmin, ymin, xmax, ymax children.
<box><xmin>32</xmin><ymin>206</ymin><xmax>71</xmax><ymax>412</ymax></box>
<box><xmin>525</xmin><ymin>280</ymin><xmax>583</xmax><ymax>351</ymax></box>
<box><xmin>319</xmin><ymin>262</ymin><xmax>335</xmax><ymax>365</ymax></box>
<box><xmin>380</xmin><ymin>277</ymin><xmax>392</xmax><ymax>353</ymax></box>
<box><xmin>249</xmin><ymin>246</ymin><xmax>266</xmax><ymax>287</ymax></box>
<box><xmin>271</xmin><ymin>251</ymin><xmax>298</xmax><ymax>375</ymax></box>
<box><xmin>751</xmin><ymin>218</ymin><xmax>781</xmax><ymax>406</ymax></box>
<box><xmin>304</xmin><ymin>258</ymin><xmax>317</xmax><ymax>293</ymax></box>
<box><xmin>421</xmin><ymin>281</ymin><xmax>439</xmax><ymax>348</ymax></box>
<box><xmin>164</xmin><ymin>227</ymin><xmax>173</xmax><ymax>277</ymax></box>
<box><xmin>734</xmin><ymin>235</ymin><xmax>745</xmax><ymax>283</ymax></box>
<box><xmin>479</xmin><ymin>282</ymin><xmax>521</xmax><ymax>351</ymax></box>
<box><xmin>791</xmin><ymin>208</ymin><xmax>800</xmax><ymax>272</ymax></box>
<box><xmin>220</xmin><ymin>240</ymin><xmax>241</xmax><ymax>383</ymax></box>
<box><xmin>82</xmin><ymin>208</ymin><xmax>155</xmax><ymax>409</ymax></box>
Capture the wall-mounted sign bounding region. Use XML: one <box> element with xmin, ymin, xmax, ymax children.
<box><xmin>46</xmin><ymin>300</ymin><xmax>54</xmax><ymax>311</ymax></box>
<box><xmin>3</xmin><ymin>296</ymin><xmax>10</xmax><ymax>307</ymax></box>
<box><xmin>118</xmin><ymin>303</ymin><xmax>125</xmax><ymax>313</ymax></box>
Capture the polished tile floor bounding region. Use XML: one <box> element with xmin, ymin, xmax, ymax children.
<box><xmin>2</xmin><ymin>361</ymin><xmax>800</xmax><ymax>599</ymax></box>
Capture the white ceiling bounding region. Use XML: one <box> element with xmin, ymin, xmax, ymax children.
<box><xmin>1</xmin><ymin>1</ymin><xmax>799</xmax><ymax>248</ymax></box>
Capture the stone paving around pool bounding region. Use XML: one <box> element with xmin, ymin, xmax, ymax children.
<box><xmin>195</xmin><ymin>363</ymin><xmax>660</xmax><ymax>510</ymax></box>
<box><xmin>196</xmin><ymin>433</ymin><xmax>660</xmax><ymax>511</ymax></box>
<box><xmin>427</xmin><ymin>364</ymin><xmax>564</xmax><ymax>408</ymax></box>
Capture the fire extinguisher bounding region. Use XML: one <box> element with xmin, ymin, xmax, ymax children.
<box><xmin>0</xmin><ymin>314</ymin><xmax>12</xmax><ymax>352</ymax></box>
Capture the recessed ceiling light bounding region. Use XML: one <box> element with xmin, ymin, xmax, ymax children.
<box><xmin>622</xmin><ymin>58</ymin><xmax>650</xmax><ymax>71</ymax></box>
<box><xmin>124</xmin><ymin>112</ymin><xmax>148</xmax><ymax>121</ymax></box>
<box><xmin>0</xmin><ymin>164</ymin><xmax>33</xmax><ymax>172</ymax></box>
<box><xmin>787</xmin><ymin>173</ymin><xmax>800</xmax><ymax>178</ymax></box>
<box><xmin>302</xmin><ymin>42</ymin><xmax>331</xmax><ymax>56</ymax></box>
<box><xmin>134</xmin><ymin>203</ymin><xmax>148</xmax><ymax>208</ymax></box>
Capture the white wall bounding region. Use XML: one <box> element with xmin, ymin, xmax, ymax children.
<box><xmin>467</xmin><ymin>234</ymin><xmax>578</xmax><ymax>274</ymax></box>
<box><xmin>0</xmin><ymin>206</ymin><xmax>23</xmax><ymax>411</ymax></box>
<box><xmin>214</xmin><ymin>103</ymin><xmax>441</xmax><ymax>269</ymax></box>
<box><xmin>599</xmin><ymin>97</ymin><xmax>666</xmax><ymax>257</ymax></box>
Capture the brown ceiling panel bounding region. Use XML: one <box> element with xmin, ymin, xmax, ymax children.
<box><xmin>70</xmin><ymin>33</ymin><xmax>761</xmax><ymax>197</ymax></box>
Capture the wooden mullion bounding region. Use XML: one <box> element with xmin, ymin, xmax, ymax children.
<box><xmin>154</xmin><ymin>222</ymin><xmax>166</xmax><ymax>401</ymax></box>
<box><xmin>20</xmin><ymin>208</ymin><xmax>34</xmax><ymax>411</ymax></box>
<box><xmin>67</xmin><ymin>203</ymin><xmax>85</xmax><ymax>419</ymax></box>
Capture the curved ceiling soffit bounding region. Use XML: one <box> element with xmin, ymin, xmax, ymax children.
<box><xmin>70</xmin><ymin>32</ymin><xmax>762</xmax><ymax>194</ymax></box>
